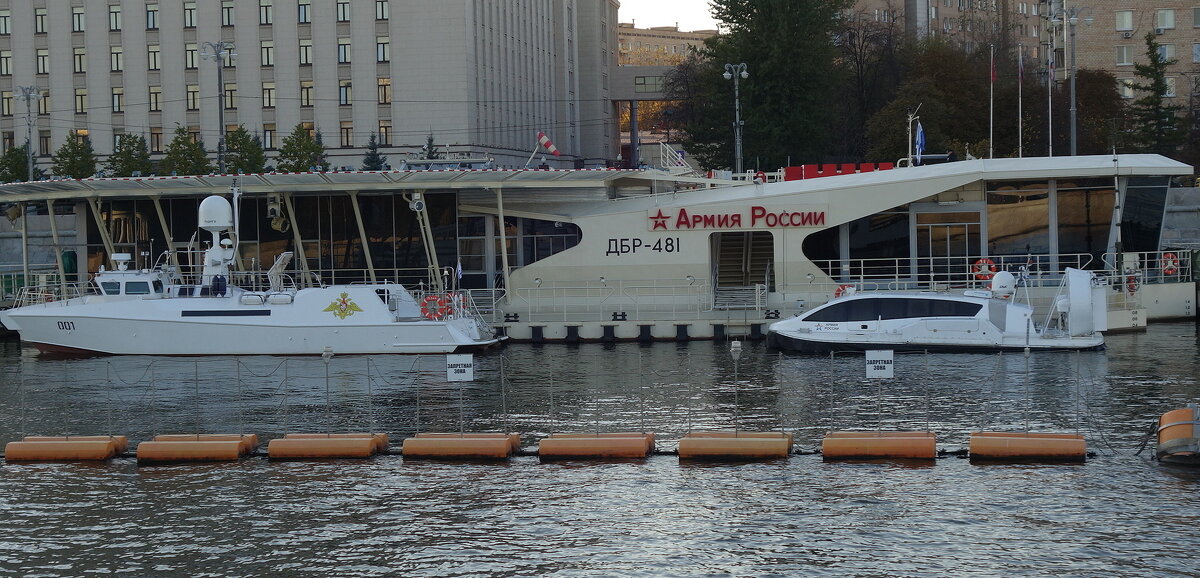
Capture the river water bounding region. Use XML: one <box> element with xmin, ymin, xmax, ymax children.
<box><xmin>1</xmin><ymin>323</ymin><xmax>1198</xmax><ymax>577</ymax></box>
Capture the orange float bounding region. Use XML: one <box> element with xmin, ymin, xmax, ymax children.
<box><xmin>677</xmin><ymin>431</ymin><xmax>793</xmax><ymax>460</ymax></box>
<box><xmin>1156</xmin><ymin>406</ymin><xmax>1199</xmax><ymax>465</ymax></box>
<box><xmin>821</xmin><ymin>431</ymin><xmax>937</xmax><ymax>461</ymax></box>
<box><xmin>968</xmin><ymin>432</ymin><xmax>1086</xmax><ymax>462</ymax></box>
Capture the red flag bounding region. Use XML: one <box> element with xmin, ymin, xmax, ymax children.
<box><xmin>537</xmin><ymin>131</ymin><xmax>560</xmax><ymax>156</ymax></box>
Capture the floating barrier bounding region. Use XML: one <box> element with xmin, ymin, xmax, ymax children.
<box><xmin>402</xmin><ymin>433</ymin><xmax>520</xmax><ymax>460</ymax></box>
<box><xmin>5</xmin><ymin>435</ymin><xmax>124</xmax><ymax>462</ymax></box>
<box><xmin>538</xmin><ymin>432</ymin><xmax>655</xmax><ymax>459</ymax></box>
<box><xmin>677</xmin><ymin>431</ymin><xmax>793</xmax><ymax>460</ymax></box>
<box><xmin>153</xmin><ymin>434</ymin><xmax>260</xmax><ymax>456</ymax></box>
<box><xmin>821</xmin><ymin>431</ymin><xmax>937</xmax><ymax>461</ymax></box>
<box><xmin>968</xmin><ymin>432</ymin><xmax>1087</xmax><ymax>463</ymax></box>
<box><xmin>136</xmin><ymin>440</ymin><xmax>245</xmax><ymax>464</ymax></box>
<box><xmin>1156</xmin><ymin>406</ymin><xmax>1199</xmax><ymax>465</ymax></box>
<box><xmin>266</xmin><ymin>433</ymin><xmax>385</xmax><ymax>459</ymax></box>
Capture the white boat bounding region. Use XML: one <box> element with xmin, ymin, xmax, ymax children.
<box><xmin>0</xmin><ymin>195</ymin><xmax>502</xmax><ymax>355</ymax></box>
<box><xmin>766</xmin><ymin>269</ymin><xmax>1107</xmax><ymax>353</ymax></box>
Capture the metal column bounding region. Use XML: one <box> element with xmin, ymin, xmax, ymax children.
<box><xmin>348</xmin><ymin>191</ymin><xmax>377</xmax><ymax>283</ymax></box>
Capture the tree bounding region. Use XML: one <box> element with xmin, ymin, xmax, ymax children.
<box><xmin>0</xmin><ymin>141</ymin><xmax>40</xmax><ymax>183</ymax></box>
<box><xmin>105</xmin><ymin>133</ymin><xmax>153</xmax><ymax>177</ymax></box>
<box><xmin>1127</xmin><ymin>33</ymin><xmax>1185</xmax><ymax>155</ymax></box>
<box><xmin>361</xmin><ymin>132</ymin><xmax>387</xmax><ymax>170</ymax></box>
<box><xmin>160</xmin><ymin>124</ymin><xmax>213</xmax><ymax>176</ymax></box>
<box><xmin>225</xmin><ymin>125</ymin><xmax>267</xmax><ymax>174</ymax></box>
<box><xmin>50</xmin><ymin>131</ymin><xmax>97</xmax><ymax>179</ymax></box>
<box><xmin>276</xmin><ymin>124</ymin><xmax>328</xmax><ymax>172</ymax></box>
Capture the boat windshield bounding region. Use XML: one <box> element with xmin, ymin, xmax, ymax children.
<box><xmin>805</xmin><ymin>298</ymin><xmax>983</xmax><ymax>322</ymax></box>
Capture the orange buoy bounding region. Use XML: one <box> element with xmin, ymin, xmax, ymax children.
<box><xmin>415</xmin><ymin>432</ymin><xmax>520</xmax><ymax>454</ymax></box>
<box><xmin>1156</xmin><ymin>406</ymin><xmax>1199</xmax><ymax>465</ymax></box>
<box><xmin>402</xmin><ymin>435</ymin><xmax>514</xmax><ymax>460</ymax></box>
<box><xmin>821</xmin><ymin>431</ymin><xmax>937</xmax><ymax>461</ymax></box>
<box><xmin>283</xmin><ymin>433</ymin><xmax>389</xmax><ymax>454</ymax></box>
<box><xmin>678</xmin><ymin>431</ymin><xmax>793</xmax><ymax>460</ymax></box>
<box><xmin>5</xmin><ymin>439</ymin><xmax>120</xmax><ymax>462</ymax></box>
<box><xmin>153</xmin><ymin>434</ymin><xmax>260</xmax><ymax>455</ymax></box>
<box><xmin>136</xmin><ymin>440</ymin><xmax>245</xmax><ymax>464</ymax></box>
<box><xmin>21</xmin><ymin>435</ymin><xmax>129</xmax><ymax>453</ymax></box>
<box><xmin>538</xmin><ymin>432</ymin><xmax>655</xmax><ymax>459</ymax></box>
<box><xmin>267</xmin><ymin>436</ymin><xmax>378</xmax><ymax>459</ymax></box>
<box><xmin>968</xmin><ymin>432</ymin><xmax>1086</xmax><ymax>462</ymax></box>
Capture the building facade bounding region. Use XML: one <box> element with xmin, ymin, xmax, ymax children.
<box><xmin>0</xmin><ymin>0</ymin><xmax>619</xmax><ymax>174</ymax></box>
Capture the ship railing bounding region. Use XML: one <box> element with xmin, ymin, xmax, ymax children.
<box><xmin>1100</xmin><ymin>250</ymin><xmax>1193</xmax><ymax>283</ymax></box>
<box><xmin>13</xmin><ymin>282</ymin><xmax>87</xmax><ymax>307</ymax></box>
<box><xmin>1</xmin><ymin>266</ymin><xmax>63</xmax><ymax>302</ymax></box>
<box><xmin>804</xmin><ymin>253</ymin><xmax>1100</xmax><ymax>292</ymax></box>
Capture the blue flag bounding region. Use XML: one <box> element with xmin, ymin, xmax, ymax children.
<box><xmin>915</xmin><ymin>122</ymin><xmax>925</xmax><ymax>164</ymax></box>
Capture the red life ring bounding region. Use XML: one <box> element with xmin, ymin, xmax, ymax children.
<box><xmin>1126</xmin><ymin>275</ymin><xmax>1139</xmax><ymax>295</ymax></box>
<box><xmin>1162</xmin><ymin>252</ymin><xmax>1179</xmax><ymax>276</ymax></box>
<box><xmin>973</xmin><ymin>258</ymin><xmax>998</xmax><ymax>280</ymax></box>
<box><xmin>754</xmin><ymin>170</ymin><xmax>767</xmax><ymax>183</ymax></box>
<box><xmin>834</xmin><ymin>284</ymin><xmax>855</xmax><ymax>298</ymax></box>
<box><xmin>420</xmin><ymin>295</ymin><xmax>449</xmax><ymax>319</ymax></box>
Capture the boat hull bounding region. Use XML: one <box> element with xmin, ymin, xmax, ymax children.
<box><xmin>766</xmin><ymin>330</ymin><xmax>1105</xmax><ymax>354</ymax></box>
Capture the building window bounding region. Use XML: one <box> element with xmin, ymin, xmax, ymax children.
<box><xmin>300</xmin><ymin>81</ymin><xmax>313</xmax><ymax>106</ymax></box>
<box><xmin>149</xmin><ymin>86</ymin><xmax>162</xmax><ymax>111</ymax></box>
<box><xmin>40</xmin><ymin>131</ymin><xmax>51</xmax><ymax>154</ymax></box>
<box><xmin>1116</xmin><ymin>78</ymin><xmax>1133</xmax><ymax>98</ymax></box>
<box><xmin>1114</xmin><ymin>10</ymin><xmax>1132</xmax><ymax>31</ymax></box>
<box><xmin>224</xmin><ymin>83</ymin><xmax>237</xmax><ymax>109</ymax></box>
<box><xmin>1116</xmin><ymin>45</ymin><xmax>1133</xmax><ymax>65</ymax></box>
<box><xmin>1158</xmin><ymin>44</ymin><xmax>1176</xmax><ymax>61</ymax></box>
<box><xmin>261</xmin><ymin>41</ymin><xmax>274</xmax><ymax>66</ymax></box>
<box><xmin>338</xmin><ymin>39</ymin><xmax>351</xmax><ymax>63</ymax></box>
<box><xmin>146</xmin><ymin>4</ymin><xmax>159</xmax><ymax>29</ymax></box>
<box><xmin>0</xmin><ymin>51</ymin><xmax>10</xmax><ymax>75</ymax></box>
<box><xmin>634</xmin><ymin>76</ymin><xmax>665</xmax><ymax>93</ymax></box>
<box><xmin>1164</xmin><ymin>77</ymin><xmax>1176</xmax><ymax>97</ymax></box>
<box><xmin>109</xmin><ymin>5</ymin><xmax>122</xmax><ymax>30</ymax></box>
<box><xmin>0</xmin><ymin>10</ymin><xmax>10</xmax><ymax>35</ymax></box>
<box><xmin>184</xmin><ymin>2</ymin><xmax>197</xmax><ymax>28</ymax></box>
<box><xmin>112</xmin><ymin>88</ymin><xmax>124</xmax><ymax>113</ymax></box>
<box><xmin>1156</xmin><ymin>9</ymin><xmax>1175</xmax><ymax>30</ymax></box>
<box><xmin>298</xmin><ymin>0</ymin><xmax>311</xmax><ymax>23</ymax></box>
<box><xmin>302</xmin><ymin>122</ymin><xmax>314</xmax><ymax>138</ymax></box>
<box><xmin>187</xmin><ymin>85</ymin><xmax>199</xmax><ymax>110</ymax></box>
<box><xmin>299</xmin><ymin>40</ymin><xmax>313</xmax><ymax>65</ymax></box>
<box><xmin>72</xmin><ymin>7</ymin><xmax>86</xmax><ymax>32</ymax></box>
<box><xmin>37</xmin><ymin>92</ymin><xmax>48</xmax><ymax>115</ymax></box>
<box><xmin>222</xmin><ymin>1</ymin><xmax>235</xmax><ymax>26</ymax></box>
<box><xmin>261</xmin><ymin>82</ymin><xmax>275</xmax><ymax>107</ymax></box>
<box><xmin>36</xmin><ymin>49</ymin><xmax>48</xmax><ymax>74</ymax></box>
<box><xmin>1194</xmin><ymin>43</ymin><xmax>1200</xmax><ymax>63</ymax></box>
<box><xmin>260</xmin><ymin>0</ymin><xmax>273</xmax><ymax>25</ymax></box>
<box><xmin>150</xmin><ymin>128</ymin><xmax>163</xmax><ymax>152</ymax></box>
<box><xmin>74</xmin><ymin>48</ymin><xmax>87</xmax><ymax>73</ymax></box>
<box><xmin>148</xmin><ymin>45</ymin><xmax>161</xmax><ymax>70</ymax></box>
<box><xmin>340</xmin><ymin>121</ymin><xmax>353</xmax><ymax>147</ymax></box>
<box><xmin>110</xmin><ymin>47</ymin><xmax>124</xmax><ymax>72</ymax></box>
<box><xmin>263</xmin><ymin>124</ymin><xmax>275</xmax><ymax>149</ymax></box>
<box><xmin>379</xmin><ymin>121</ymin><xmax>391</xmax><ymax>145</ymax></box>
<box><xmin>35</xmin><ymin>8</ymin><xmax>47</xmax><ymax>34</ymax></box>
<box><xmin>376</xmin><ymin>37</ymin><xmax>389</xmax><ymax>62</ymax></box>
<box><xmin>377</xmin><ymin>78</ymin><xmax>392</xmax><ymax>104</ymax></box>
<box><xmin>1</xmin><ymin>92</ymin><xmax>11</xmax><ymax>116</ymax></box>
<box><xmin>376</xmin><ymin>0</ymin><xmax>389</xmax><ymax>20</ymax></box>
<box><xmin>337</xmin><ymin>1</ymin><xmax>351</xmax><ymax>21</ymax></box>
<box><xmin>188</xmin><ymin>127</ymin><xmax>201</xmax><ymax>143</ymax></box>
<box><xmin>186</xmin><ymin>44</ymin><xmax>199</xmax><ymax>69</ymax></box>
<box><xmin>339</xmin><ymin>81</ymin><xmax>352</xmax><ymax>105</ymax></box>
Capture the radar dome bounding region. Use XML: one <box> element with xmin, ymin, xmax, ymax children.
<box><xmin>990</xmin><ymin>270</ymin><xmax>1015</xmax><ymax>298</ymax></box>
<box><xmin>198</xmin><ymin>195</ymin><xmax>234</xmax><ymax>232</ymax></box>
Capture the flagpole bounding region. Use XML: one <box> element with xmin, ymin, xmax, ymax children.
<box><xmin>1018</xmin><ymin>45</ymin><xmax>1024</xmax><ymax>158</ymax></box>
<box><xmin>989</xmin><ymin>43</ymin><xmax>995</xmax><ymax>159</ymax></box>
<box><xmin>1048</xmin><ymin>38</ymin><xmax>1055</xmax><ymax>156</ymax></box>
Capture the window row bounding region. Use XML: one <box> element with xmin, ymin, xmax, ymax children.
<box><xmin>1114</xmin><ymin>8</ymin><xmax>1200</xmax><ymax>31</ymax></box>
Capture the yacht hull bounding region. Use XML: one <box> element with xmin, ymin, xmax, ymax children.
<box><xmin>766</xmin><ymin>330</ymin><xmax>1104</xmax><ymax>354</ymax></box>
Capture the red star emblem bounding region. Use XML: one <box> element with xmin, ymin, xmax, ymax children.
<box><xmin>649</xmin><ymin>209</ymin><xmax>670</xmax><ymax>230</ymax></box>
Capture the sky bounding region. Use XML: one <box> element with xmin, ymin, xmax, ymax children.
<box><xmin>618</xmin><ymin>0</ymin><xmax>720</xmax><ymax>31</ymax></box>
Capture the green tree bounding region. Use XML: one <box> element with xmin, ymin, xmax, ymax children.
<box><xmin>50</xmin><ymin>131</ymin><xmax>97</xmax><ymax>179</ymax></box>
<box><xmin>276</xmin><ymin>124</ymin><xmax>328</xmax><ymax>172</ymax></box>
<box><xmin>1127</xmin><ymin>33</ymin><xmax>1185</xmax><ymax>155</ymax></box>
<box><xmin>0</xmin><ymin>141</ymin><xmax>39</xmax><ymax>183</ymax></box>
<box><xmin>225</xmin><ymin>125</ymin><xmax>267</xmax><ymax>174</ymax></box>
<box><xmin>361</xmin><ymin>131</ymin><xmax>387</xmax><ymax>170</ymax></box>
<box><xmin>105</xmin><ymin>133</ymin><xmax>153</xmax><ymax>177</ymax></box>
<box><xmin>160</xmin><ymin>124</ymin><xmax>213</xmax><ymax>176</ymax></box>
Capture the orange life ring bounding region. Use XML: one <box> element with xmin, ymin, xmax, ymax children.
<box><xmin>754</xmin><ymin>170</ymin><xmax>767</xmax><ymax>183</ymax></box>
<box><xmin>834</xmin><ymin>284</ymin><xmax>855</xmax><ymax>298</ymax></box>
<box><xmin>420</xmin><ymin>295</ymin><xmax>449</xmax><ymax>319</ymax></box>
<box><xmin>1162</xmin><ymin>252</ymin><xmax>1179</xmax><ymax>276</ymax></box>
<box><xmin>1126</xmin><ymin>275</ymin><xmax>1139</xmax><ymax>295</ymax></box>
<box><xmin>973</xmin><ymin>258</ymin><xmax>998</xmax><ymax>280</ymax></box>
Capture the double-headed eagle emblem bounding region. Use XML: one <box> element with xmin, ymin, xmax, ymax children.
<box><xmin>323</xmin><ymin>292</ymin><xmax>363</xmax><ymax>319</ymax></box>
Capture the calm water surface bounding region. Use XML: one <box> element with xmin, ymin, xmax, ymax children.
<box><xmin>1</xmin><ymin>323</ymin><xmax>1198</xmax><ymax>576</ymax></box>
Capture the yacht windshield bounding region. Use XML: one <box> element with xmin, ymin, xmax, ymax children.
<box><xmin>805</xmin><ymin>298</ymin><xmax>983</xmax><ymax>322</ymax></box>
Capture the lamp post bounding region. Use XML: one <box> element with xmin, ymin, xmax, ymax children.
<box><xmin>1053</xmin><ymin>7</ymin><xmax>1091</xmax><ymax>156</ymax></box>
<box><xmin>201</xmin><ymin>41</ymin><xmax>236</xmax><ymax>173</ymax></box>
<box><xmin>722</xmin><ymin>63</ymin><xmax>748</xmax><ymax>175</ymax></box>
<box><xmin>15</xmin><ymin>85</ymin><xmax>40</xmax><ymax>181</ymax></box>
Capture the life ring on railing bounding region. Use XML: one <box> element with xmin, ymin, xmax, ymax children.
<box><xmin>973</xmin><ymin>258</ymin><xmax>998</xmax><ymax>280</ymax></box>
<box><xmin>1126</xmin><ymin>275</ymin><xmax>1140</xmax><ymax>295</ymax></box>
<box><xmin>834</xmin><ymin>284</ymin><xmax>855</xmax><ymax>298</ymax></box>
<box><xmin>754</xmin><ymin>170</ymin><xmax>767</xmax><ymax>183</ymax></box>
<box><xmin>1162</xmin><ymin>252</ymin><xmax>1179</xmax><ymax>276</ymax></box>
<box><xmin>420</xmin><ymin>295</ymin><xmax>450</xmax><ymax>319</ymax></box>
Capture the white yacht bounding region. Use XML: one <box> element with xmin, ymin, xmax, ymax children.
<box><xmin>766</xmin><ymin>269</ymin><xmax>1107</xmax><ymax>353</ymax></box>
<box><xmin>0</xmin><ymin>195</ymin><xmax>502</xmax><ymax>355</ymax></box>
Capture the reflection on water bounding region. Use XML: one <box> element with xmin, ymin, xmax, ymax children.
<box><xmin>1</xmin><ymin>324</ymin><xmax>1199</xmax><ymax>576</ymax></box>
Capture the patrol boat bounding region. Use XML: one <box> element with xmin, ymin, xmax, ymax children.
<box><xmin>766</xmin><ymin>268</ymin><xmax>1108</xmax><ymax>353</ymax></box>
<box><xmin>0</xmin><ymin>194</ymin><xmax>501</xmax><ymax>355</ymax></box>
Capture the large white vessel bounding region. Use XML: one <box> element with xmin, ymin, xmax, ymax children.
<box><xmin>0</xmin><ymin>195</ymin><xmax>501</xmax><ymax>355</ymax></box>
<box><xmin>766</xmin><ymin>269</ymin><xmax>1107</xmax><ymax>353</ymax></box>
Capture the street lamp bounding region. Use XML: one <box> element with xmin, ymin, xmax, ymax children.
<box><xmin>201</xmin><ymin>41</ymin><xmax>236</xmax><ymax>173</ymax></box>
<box><xmin>722</xmin><ymin>63</ymin><xmax>749</xmax><ymax>175</ymax></box>
<box><xmin>1052</xmin><ymin>7</ymin><xmax>1091</xmax><ymax>156</ymax></box>
<box><xmin>15</xmin><ymin>86</ymin><xmax>40</xmax><ymax>181</ymax></box>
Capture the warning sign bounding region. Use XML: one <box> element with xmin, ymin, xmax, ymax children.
<box><xmin>446</xmin><ymin>354</ymin><xmax>474</xmax><ymax>381</ymax></box>
<box><xmin>865</xmin><ymin>350</ymin><xmax>894</xmax><ymax>379</ymax></box>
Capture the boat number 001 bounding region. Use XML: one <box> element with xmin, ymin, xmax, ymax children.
<box><xmin>57</xmin><ymin>321</ymin><xmax>75</xmax><ymax>331</ymax></box>
<box><xmin>605</xmin><ymin>237</ymin><xmax>681</xmax><ymax>256</ymax></box>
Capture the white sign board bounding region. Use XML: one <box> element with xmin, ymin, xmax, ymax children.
<box><xmin>865</xmin><ymin>350</ymin><xmax>894</xmax><ymax>379</ymax></box>
<box><xmin>446</xmin><ymin>354</ymin><xmax>474</xmax><ymax>382</ymax></box>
